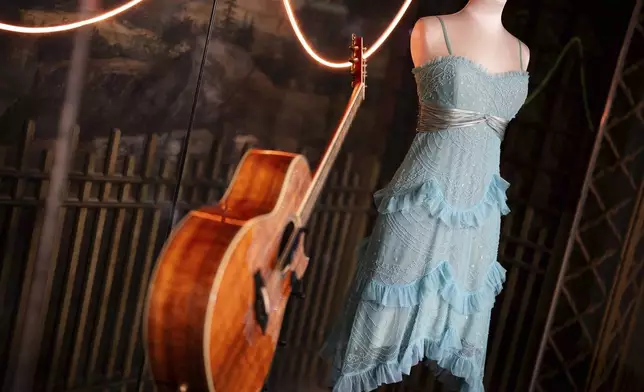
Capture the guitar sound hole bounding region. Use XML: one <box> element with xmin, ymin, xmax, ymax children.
<box><xmin>253</xmin><ymin>271</ymin><xmax>269</xmax><ymax>333</ymax></box>
<box><xmin>278</xmin><ymin>221</ymin><xmax>297</xmax><ymax>268</ymax></box>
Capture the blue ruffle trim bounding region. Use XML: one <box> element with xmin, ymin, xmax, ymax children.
<box><xmin>373</xmin><ymin>174</ymin><xmax>510</xmax><ymax>228</ymax></box>
<box><xmin>331</xmin><ymin>328</ymin><xmax>484</xmax><ymax>392</ymax></box>
<box><xmin>361</xmin><ymin>260</ymin><xmax>506</xmax><ymax>314</ymax></box>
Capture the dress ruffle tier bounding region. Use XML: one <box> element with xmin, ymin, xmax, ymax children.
<box><xmin>373</xmin><ymin>174</ymin><xmax>510</xmax><ymax>228</ymax></box>
<box><xmin>323</xmin><ymin>175</ymin><xmax>510</xmax><ymax>392</ymax></box>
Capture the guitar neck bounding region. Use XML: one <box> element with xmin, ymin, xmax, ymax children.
<box><xmin>297</xmin><ymin>82</ymin><xmax>365</xmax><ymax>224</ymax></box>
<box><xmin>295</xmin><ymin>34</ymin><xmax>366</xmax><ymax>226</ymax></box>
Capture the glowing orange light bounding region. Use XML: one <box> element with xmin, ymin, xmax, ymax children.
<box><xmin>0</xmin><ymin>0</ymin><xmax>144</xmax><ymax>34</ymax></box>
<box><xmin>0</xmin><ymin>0</ymin><xmax>411</xmax><ymax>67</ymax></box>
<box><xmin>282</xmin><ymin>0</ymin><xmax>413</xmax><ymax>68</ymax></box>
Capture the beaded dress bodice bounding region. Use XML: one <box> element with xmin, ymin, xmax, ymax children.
<box><xmin>414</xmin><ymin>55</ymin><xmax>528</xmax><ymax>119</ymax></box>
<box><xmin>378</xmin><ymin>57</ymin><xmax>529</xmax><ymax>217</ymax></box>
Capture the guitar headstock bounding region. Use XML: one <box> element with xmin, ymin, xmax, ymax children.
<box><xmin>350</xmin><ymin>34</ymin><xmax>366</xmax><ymax>94</ymax></box>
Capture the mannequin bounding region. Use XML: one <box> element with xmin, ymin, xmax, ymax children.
<box><xmin>410</xmin><ymin>0</ymin><xmax>530</xmax><ymax>73</ymax></box>
<box><xmin>321</xmin><ymin>2</ymin><xmax>530</xmax><ymax>391</ymax></box>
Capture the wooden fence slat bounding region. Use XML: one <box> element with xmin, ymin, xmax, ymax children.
<box><xmin>67</xmin><ymin>130</ymin><xmax>121</xmax><ymax>387</ymax></box>
<box><xmin>47</xmin><ymin>148</ymin><xmax>95</xmax><ymax>391</ymax></box>
<box><xmin>294</xmin><ymin>164</ymin><xmax>348</xmax><ymax>384</ymax></box>
<box><xmin>499</xmin><ymin>228</ymin><xmax>549</xmax><ymax>391</ymax></box>
<box><xmin>19</xmin><ymin>124</ymin><xmax>77</xmax><ymax>392</ymax></box>
<box><xmin>87</xmin><ymin>154</ymin><xmax>135</xmax><ymax>379</ymax></box>
<box><xmin>307</xmin><ymin>173</ymin><xmax>357</xmax><ymax>385</ymax></box>
<box><xmin>0</xmin><ymin>121</ymin><xmax>35</xmax><ymax>301</ymax></box>
<box><xmin>0</xmin><ymin>122</ymin><xmax>36</xmax><ymax>376</ymax></box>
<box><xmin>107</xmin><ymin>135</ymin><xmax>158</xmax><ymax>378</ymax></box>
<box><xmin>317</xmin><ymin>172</ymin><xmax>358</xmax><ymax>341</ymax></box>
<box><xmin>123</xmin><ymin>158</ymin><xmax>172</xmax><ymax>377</ymax></box>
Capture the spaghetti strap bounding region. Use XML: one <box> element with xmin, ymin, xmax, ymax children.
<box><xmin>436</xmin><ymin>16</ymin><xmax>453</xmax><ymax>55</ymax></box>
<box><xmin>518</xmin><ymin>39</ymin><xmax>524</xmax><ymax>70</ymax></box>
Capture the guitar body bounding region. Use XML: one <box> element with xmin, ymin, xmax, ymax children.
<box><xmin>145</xmin><ymin>35</ymin><xmax>366</xmax><ymax>392</ymax></box>
<box><xmin>145</xmin><ymin>149</ymin><xmax>312</xmax><ymax>392</ymax></box>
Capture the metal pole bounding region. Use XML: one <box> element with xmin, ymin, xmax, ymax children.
<box><xmin>527</xmin><ymin>0</ymin><xmax>643</xmax><ymax>390</ymax></box>
<box><xmin>2</xmin><ymin>0</ymin><xmax>97</xmax><ymax>391</ymax></box>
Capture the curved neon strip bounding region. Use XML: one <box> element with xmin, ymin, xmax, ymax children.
<box><xmin>0</xmin><ymin>0</ymin><xmax>413</xmax><ymax>69</ymax></box>
<box><xmin>0</xmin><ymin>0</ymin><xmax>144</xmax><ymax>34</ymax></box>
<box><xmin>282</xmin><ymin>0</ymin><xmax>413</xmax><ymax>68</ymax></box>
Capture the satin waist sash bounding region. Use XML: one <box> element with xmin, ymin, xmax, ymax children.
<box><xmin>416</xmin><ymin>101</ymin><xmax>509</xmax><ymax>140</ymax></box>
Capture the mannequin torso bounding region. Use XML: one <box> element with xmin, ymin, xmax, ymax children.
<box><xmin>410</xmin><ymin>0</ymin><xmax>530</xmax><ymax>73</ymax></box>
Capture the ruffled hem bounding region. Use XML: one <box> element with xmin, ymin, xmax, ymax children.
<box><xmin>361</xmin><ymin>260</ymin><xmax>506</xmax><ymax>314</ymax></box>
<box><xmin>330</xmin><ymin>328</ymin><xmax>483</xmax><ymax>392</ymax></box>
<box><xmin>373</xmin><ymin>174</ymin><xmax>510</xmax><ymax>228</ymax></box>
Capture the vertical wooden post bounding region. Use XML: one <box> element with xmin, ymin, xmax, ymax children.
<box><xmin>1</xmin><ymin>1</ymin><xmax>97</xmax><ymax>391</ymax></box>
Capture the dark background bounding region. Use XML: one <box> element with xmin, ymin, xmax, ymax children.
<box><xmin>0</xmin><ymin>0</ymin><xmax>643</xmax><ymax>391</ymax></box>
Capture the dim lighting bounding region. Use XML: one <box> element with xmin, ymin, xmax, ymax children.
<box><xmin>0</xmin><ymin>0</ymin><xmax>144</xmax><ymax>34</ymax></box>
<box><xmin>1</xmin><ymin>0</ymin><xmax>413</xmax><ymax>71</ymax></box>
<box><xmin>282</xmin><ymin>0</ymin><xmax>413</xmax><ymax>68</ymax></box>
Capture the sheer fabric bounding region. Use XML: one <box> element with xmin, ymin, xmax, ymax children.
<box><xmin>321</xmin><ymin>53</ymin><xmax>529</xmax><ymax>392</ymax></box>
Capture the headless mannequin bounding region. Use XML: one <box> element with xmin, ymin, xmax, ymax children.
<box><xmin>410</xmin><ymin>0</ymin><xmax>530</xmax><ymax>73</ymax></box>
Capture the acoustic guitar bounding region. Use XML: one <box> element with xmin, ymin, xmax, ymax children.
<box><xmin>144</xmin><ymin>35</ymin><xmax>367</xmax><ymax>392</ymax></box>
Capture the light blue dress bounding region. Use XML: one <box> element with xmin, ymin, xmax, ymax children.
<box><xmin>321</xmin><ymin>17</ymin><xmax>529</xmax><ymax>392</ymax></box>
